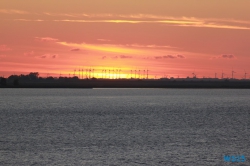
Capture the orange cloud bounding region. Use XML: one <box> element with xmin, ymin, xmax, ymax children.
<box><xmin>57</xmin><ymin>42</ymin><xmax>144</xmax><ymax>54</ymax></box>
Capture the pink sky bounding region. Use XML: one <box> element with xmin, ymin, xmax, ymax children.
<box><xmin>1</xmin><ymin>0</ymin><xmax>250</xmax><ymax>79</ymax></box>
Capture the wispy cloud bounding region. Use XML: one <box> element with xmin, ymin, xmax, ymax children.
<box><xmin>211</xmin><ymin>54</ymin><xmax>237</xmax><ymax>59</ymax></box>
<box><xmin>51</xmin><ymin>54</ymin><xmax>58</xmax><ymax>58</ymax></box>
<box><xmin>14</xmin><ymin>19</ymin><xmax>44</xmax><ymax>22</ymax></box>
<box><xmin>179</xmin><ymin>23</ymin><xmax>250</xmax><ymax>30</ymax></box>
<box><xmin>67</xmin><ymin>13</ymin><xmax>250</xmax><ymax>26</ymax></box>
<box><xmin>155</xmin><ymin>55</ymin><xmax>186</xmax><ymax>59</ymax></box>
<box><xmin>120</xmin><ymin>55</ymin><xmax>132</xmax><ymax>59</ymax></box>
<box><xmin>97</xmin><ymin>39</ymin><xmax>111</xmax><ymax>42</ymax></box>
<box><xmin>24</xmin><ymin>51</ymin><xmax>34</xmax><ymax>56</ymax></box>
<box><xmin>57</xmin><ymin>42</ymin><xmax>144</xmax><ymax>54</ymax></box>
<box><xmin>70</xmin><ymin>48</ymin><xmax>80</xmax><ymax>51</ymax></box>
<box><xmin>52</xmin><ymin>19</ymin><xmax>198</xmax><ymax>24</ymax></box>
<box><xmin>0</xmin><ymin>55</ymin><xmax>6</xmax><ymax>59</ymax></box>
<box><xmin>57</xmin><ymin>41</ymin><xmax>177</xmax><ymax>55</ymax></box>
<box><xmin>127</xmin><ymin>44</ymin><xmax>175</xmax><ymax>49</ymax></box>
<box><xmin>43</xmin><ymin>12</ymin><xmax>78</xmax><ymax>17</ymax></box>
<box><xmin>35</xmin><ymin>37</ymin><xmax>58</xmax><ymax>42</ymax></box>
<box><xmin>101</xmin><ymin>55</ymin><xmax>133</xmax><ymax>59</ymax></box>
<box><xmin>39</xmin><ymin>12</ymin><xmax>250</xmax><ymax>25</ymax></box>
<box><xmin>12</xmin><ymin>11</ymin><xmax>250</xmax><ymax>30</ymax></box>
<box><xmin>49</xmin><ymin>13</ymin><xmax>250</xmax><ymax>30</ymax></box>
<box><xmin>0</xmin><ymin>9</ymin><xmax>29</xmax><ymax>14</ymax></box>
<box><xmin>50</xmin><ymin>19</ymin><xmax>250</xmax><ymax>30</ymax></box>
<box><xmin>0</xmin><ymin>45</ymin><xmax>11</xmax><ymax>51</ymax></box>
<box><xmin>37</xmin><ymin>54</ymin><xmax>59</xmax><ymax>59</ymax></box>
<box><xmin>53</xmin><ymin>19</ymin><xmax>142</xmax><ymax>23</ymax></box>
<box><xmin>177</xmin><ymin>55</ymin><xmax>185</xmax><ymax>58</ymax></box>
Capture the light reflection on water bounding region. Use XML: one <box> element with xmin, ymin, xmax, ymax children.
<box><xmin>0</xmin><ymin>89</ymin><xmax>249</xmax><ymax>165</ymax></box>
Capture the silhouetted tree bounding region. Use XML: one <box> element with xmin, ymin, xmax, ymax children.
<box><xmin>0</xmin><ymin>78</ymin><xmax>7</xmax><ymax>86</ymax></box>
<box><xmin>28</xmin><ymin>72</ymin><xmax>39</xmax><ymax>80</ymax></box>
<box><xmin>46</xmin><ymin>76</ymin><xmax>54</xmax><ymax>80</ymax></box>
<box><xmin>8</xmin><ymin>75</ymin><xmax>19</xmax><ymax>80</ymax></box>
<box><xmin>13</xmin><ymin>79</ymin><xmax>19</xmax><ymax>86</ymax></box>
<box><xmin>19</xmin><ymin>74</ymin><xmax>29</xmax><ymax>80</ymax></box>
<box><xmin>72</xmin><ymin>76</ymin><xmax>79</xmax><ymax>80</ymax></box>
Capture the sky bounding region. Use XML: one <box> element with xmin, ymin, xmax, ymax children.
<box><xmin>1</xmin><ymin>0</ymin><xmax>250</xmax><ymax>79</ymax></box>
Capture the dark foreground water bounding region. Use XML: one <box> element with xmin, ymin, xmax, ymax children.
<box><xmin>0</xmin><ymin>89</ymin><xmax>249</xmax><ymax>166</ymax></box>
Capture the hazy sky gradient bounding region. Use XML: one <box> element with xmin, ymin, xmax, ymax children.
<box><xmin>1</xmin><ymin>0</ymin><xmax>250</xmax><ymax>78</ymax></box>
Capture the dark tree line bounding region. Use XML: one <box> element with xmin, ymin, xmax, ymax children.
<box><xmin>8</xmin><ymin>72</ymin><xmax>39</xmax><ymax>81</ymax></box>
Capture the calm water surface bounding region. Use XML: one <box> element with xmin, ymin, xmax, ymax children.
<box><xmin>0</xmin><ymin>88</ymin><xmax>249</xmax><ymax>166</ymax></box>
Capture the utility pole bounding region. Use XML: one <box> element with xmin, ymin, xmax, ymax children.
<box><xmin>232</xmin><ymin>69</ymin><xmax>235</xmax><ymax>79</ymax></box>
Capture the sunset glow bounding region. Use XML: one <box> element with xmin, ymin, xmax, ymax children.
<box><xmin>1</xmin><ymin>1</ymin><xmax>250</xmax><ymax>79</ymax></box>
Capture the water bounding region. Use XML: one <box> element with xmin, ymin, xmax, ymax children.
<box><xmin>0</xmin><ymin>88</ymin><xmax>249</xmax><ymax>166</ymax></box>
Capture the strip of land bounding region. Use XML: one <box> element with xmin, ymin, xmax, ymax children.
<box><xmin>1</xmin><ymin>78</ymin><xmax>250</xmax><ymax>88</ymax></box>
